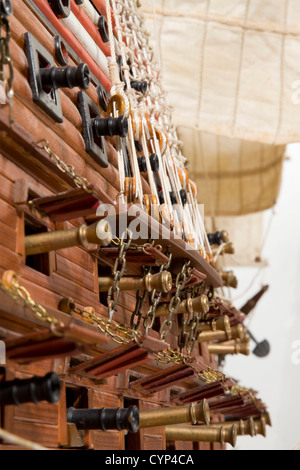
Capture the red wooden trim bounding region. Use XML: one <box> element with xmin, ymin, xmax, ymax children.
<box><xmin>70</xmin><ymin>0</ymin><xmax>111</xmax><ymax>57</ymax></box>
<box><xmin>32</xmin><ymin>0</ymin><xmax>111</xmax><ymax>91</ymax></box>
<box><xmin>92</xmin><ymin>0</ymin><xmax>116</xmax><ymax>30</ymax></box>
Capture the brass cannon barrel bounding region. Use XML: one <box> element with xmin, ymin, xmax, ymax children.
<box><xmin>254</xmin><ymin>417</ymin><xmax>267</xmax><ymax>437</ymax></box>
<box><xmin>139</xmin><ymin>400</ymin><xmax>210</xmax><ymax>428</ymax></box>
<box><xmin>25</xmin><ymin>220</ymin><xmax>112</xmax><ymax>256</ymax></box>
<box><xmin>198</xmin><ymin>324</ymin><xmax>245</xmax><ymax>343</ymax></box>
<box><xmin>155</xmin><ymin>295</ymin><xmax>209</xmax><ymax>317</ymax></box>
<box><xmin>212</xmin><ymin>242</ymin><xmax>235</xmax><ymax>256</ymax></box>
<box><xmin>215</xmin><ymin>418</ymin><xmax>256</xmax><ymax>436</ymax></box>
<box><xmin>208</xmin><ymin>341</ymin><xmax>250</xmax><ymax>356</ymax></box>
<box><xmin>98</xmin><ymin>271</ymin><xmax>173</xmax><ymax>293</ymax></box>
<box><xmin>221</xmin><ymin>271</ymin><xmax>238</xmax><ymax>288</ymax></box>
<box><xmin>197</xmin><ymin>315</ymin><xmax>231</xmax><ymax>333</ymax></box>
<box><xmin>165</xmin><ymin>424</ymin><xmax>237</xmax><ymax>448</ymax></box>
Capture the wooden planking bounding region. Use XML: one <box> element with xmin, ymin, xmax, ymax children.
<box><xmin>57</xmin><ymin>246</ymin><xmax>94</xmax><ymax>273</ymax></box>
<box><xmin>0</xmin><ymin>245</ymin><xmax>21</xmax><ymax>272</ymax></box>
<box><xmin>0</xmin><ymin>198</ymin><xmax>18</xmax><ymax>229</ymax></box>
<box><xmin>9</xmin><ymin>5</ymin><xmax>151</xmax><ymax>197</ymax></box>
<box><xmin>8</xmin><ymin>419</ymin><xmax>58</xmax><ymax>448</ymax></box>
<box><xmin>174</xmin><ymin>441</ymin><xmax>193</xmax><ymax>451</ymax></box>
<box><xmin>199</xmin><ymin>442</ymin><xmax>211</xmax><ymax>450</ymax></box>
<box><xmin>11</xmin><ymin>0</ymin><xmax>100</xmax><ymax>106</ymax></box>
<box><xmin>13</xmin><ymin>359</ymin><xmax>57</xmax><ymax>378</ymax></box>
<box><xmin>0</xmin><ymin>153</ymin><xmax>53</xmax><ymax>199</ymax></box>
<box><xmin>13</xmin><ymin>402</ymin><xmax>59</xmax><ymax>425</ymax></box>
<box><xmin>55</xmin><ymin>254</ymin><xmax>95</xmax><ymax>292</ymax></box>
<box><xmin>138</xmin><ymin>400</ymin><xmax>165</xmax><ymax>451</ymax></box>
<box><xmin>0</xmin><ymin>220</ymin><xmax>17</xmax><ymax>252</ymax></box>
<box><xmin>2</xmin><ymin>95</ymin><xmax>120</xmax><ymax>204</ymax></box>
<box><xmin>0</xmin><ymin>172</ymin><xmax>16</xmax><ymax>202</ymax></box>
<box><xmin>90</xmin><ymin>431</ymin><xmax>122</xmax><ymax>451</ymax></box>
<box><xmin>143</xmin><ymin>434</ymin><xmax>164</xmax><ymax>451</ymax></box>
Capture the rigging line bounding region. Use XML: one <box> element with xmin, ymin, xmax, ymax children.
<box><xmin>231</xmin><ymin>266</ymin><xmax>264</xmax><ymax>304</ymax></box>
<box><xmin>198</xmin><ymin>132</ymin><xmax>217</xmax><ymax>232</ymax></box>
<box><xmin>151</xmin><ymin>0</ymin><xmax>162</xmax><ymax>73</ymax></box>
<box><xmin>224</xmin><ymin>209</ymin><xmax>275</xmax><ymax>303</ymax></box>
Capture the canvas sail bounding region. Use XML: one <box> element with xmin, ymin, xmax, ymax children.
<box><xmin>141</xmin><ymin>0</ymin><xmax>299</xmax><ymax>218</ymax></box>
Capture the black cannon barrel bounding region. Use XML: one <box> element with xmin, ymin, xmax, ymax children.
<box><xmin>92</xmin><ymin>115</ymin><xmax>128</xmax><ymax>138</ymax></box>
<box><xmin>67</xmin><ymin>406</ymin><xmax>140</xmax><ymax>432</ymax></box>
<box><xmin>40</xmin><ymin>64</ymin><xmax>90</xmax><ymax>91</ymax></box>
<box><xmin>0</xmin><ymin>372</ymin><xmax>61</xmax><ymax>406</ymax></box>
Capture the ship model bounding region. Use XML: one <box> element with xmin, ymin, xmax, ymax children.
<box><xmin>0</xmin><ymin>0</ymin><xmax>271</xmax><ymax>451</ymax></box>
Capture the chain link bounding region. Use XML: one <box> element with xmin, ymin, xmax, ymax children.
<box><xmin>107</xmin><ymin>229</ymin><xmax>133</xmax><ymax>321</ymax></box>
<box><xmin>156</xmin><ymin>349</ymin><xmax>227</xmax><ymax>387</ymax></box>
<box><xmin>65</xmin><ymin>298</ymin><xmax>141</xmax><ymax>345</ymax></box>
<box><xmin>36</xmin><ymin>140</ymin><xmax>92</xmax><ymax>192</ymax></box>
<box><xmin>198</xmin><ymin>367</ymin><xmax>227</xmax><ymax>385</ymax></box>
<box><xmin>130</xmin><ymin>283</ymin><xmax>148</xmax><ymax>331</ymax></box>
<box><xmin>179</xmin><ymin>310</ymin><xmax>201</xmax><ymax>355</ymax></box>
<box><xmin>155</xmin><ymin>348</ymin><xmax>188</xmax><ymax>365</ymax></box>
<box><xmin>0</xmin><ymin>271</ymin><xmax>64</xmax><ymax>331</ymax></box>
<box><xmin>230</xmin><ymin>385</ymin><xmax>256</xmax><ymax>400</ymax></box>
<box><xmin>0</xmin><ymin>10</ymin><xmax>14</xmax><ymax>124</ymax></box>
<box><xmin>159</xmin><ymin>260</ymin><xmax>191</xmax><ymax>341</ymax></box>
<box><xmin>143</xmin><ymin>253</ymin><xmax>172</xmax><ymax>335</ymax></box>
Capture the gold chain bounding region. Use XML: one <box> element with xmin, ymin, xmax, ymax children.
<box><xmin>36</xmin><ymin>140</ymin><xmax>92</xmax><ymax>192</ymax></box>
<box><xmin>230</xmin><ymin>385</ymin><xmax>256</xmax><ymax>400</ymax></box>
<box><xmin>95</xmin><ymin>317</ymin><xmax>141</xmax><ymax>345</ymax></box>
<box><xmin>68</xmin><ymin>299</ymin><xmax>140</xmax><ymax>345</ymax></box>
<box><xmin>155</xmin><ymin>348</ymin><xmax>188</xmax><ymax>365</ymax></box>
<box><xmin>0</xmin><ymin>271</ymin><xmax>64</xmax><ymax>330</ymax></box>
<box><xmin>198</xmin><ymin>367</ymin><xmax>226</xmax><ymax>385</ymax></box>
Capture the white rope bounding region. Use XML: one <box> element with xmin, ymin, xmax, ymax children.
<box><xmin>109</xmin><ymin>0</ymin><xmax>130</xmax><ymax>117</ymax></box>
<box><xmin>105</xmin><ymin>0</ymin><xmax>117</xmax><ymax>62</ymax></box>
<box><xmin>127</xmin><ymin>114</ymin><xmax>144</xmax><ymax>204</ymax></box>
<box><xmin>140</xmin><ymin>123</ymin><xmax>159</xmax><ymax>199</ymax></box>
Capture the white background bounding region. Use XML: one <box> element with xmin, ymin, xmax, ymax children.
<box><xmin>222</xmin><ymin>143</ymin><xmax>300</xmax><ymax>450</ymax></box>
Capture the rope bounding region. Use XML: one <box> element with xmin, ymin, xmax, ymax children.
<box><xmin>0</xmin><ymin>427</ymin><xmax>47</xmax><ymax>450</ymax></box>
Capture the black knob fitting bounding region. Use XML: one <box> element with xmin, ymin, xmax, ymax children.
<box><xmin>138</xmin><ymin>155</ymin><xmax>147</xmax><ymax>173</ymax></box>
<box><xmin>158</xmin><ymin>191</ymin><xmax>165</xmax><ymax>205</ymax></box>
<box><xmin>135</xmin><ymin>140</ymin><xmax>143</xmax><ymax>152</ymax></box>
<box><xmin>138</xmin><ymin>154</ymin><xmax>159</xmax><ymax>173</ymax></box>
<box><xmin>150</xmin><ymin>153</ymin><xmax>159</xmax><ymax>172</ymax></box>
<box><xmin>131</xmin><ymin>81</ymin><xmax>148</xmax><ymax>95</ymax></box>
<box><xmin>0</xmin><ymin>0</ymin><xmax>13</xmax><ymax>16</ymax></box>
<box><xmin>67</xmin><ymin>406</ymin><xmax>140</xmax><ymax>433</ymax></box>
<box><xmin>92</xmin><ymin>115</ymin><xmax>128</xmax><ymax>138</ymax></box>
<box><xmin>0</xmin><ymin>372</ymin><xmax>61</xmax><ymax>406</ymax></box>
<box><xmin>40</xmin><ymin>63</ymin><xmax>90</xmax><ymax>92</ymax></box>
<box><xmin>47</xmin><ymin>0</ymin><xmax>70</xmax><ymax>18</ymax></box>
<box><xmin>170</xmin><ymin>191</ymin><xmax>177</xmax><ymax>206</ymax></box>
<box><xmin>207</xmin><ymin>231</ymin><xmax>223</xmax><ymax>246</ymax></box>
<box><xmin>180</xmin><ymin>189</ymin><xmax>187</xmax><ymax>206</ymax></box>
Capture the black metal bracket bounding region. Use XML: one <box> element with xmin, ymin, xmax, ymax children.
<box><xmin>97</xmin><ymin>83</ymin><xmax>109</xmax><ymax>112</ymax></box>
<box><xmin>78</xmin><ymin>91</ymin><xmax>108</xmax><ymax>168</ymax></box>
<box><xmin>24</xmin><ymin>32</ymin><xmax>63</xmax><ymax>123</ymax></box>
<box><xmin>47</xmin><ymin>0</ymin><xmax>70</xmax><ymax>18</ymax></box>
<box><xmin>54</xmin><ymin>35</ymin><xmax>69</xmax><ymax>66</ymax></box>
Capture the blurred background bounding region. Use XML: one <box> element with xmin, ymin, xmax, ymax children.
<box><xmin>223</xmin><ymin>142</ymin><xmax>300</xmax><ymax>450</ymax></box>
<box><xmin>141</xmin><ymin>1</ymin><xmax>300</xmax><ymax>450</ymax></box>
